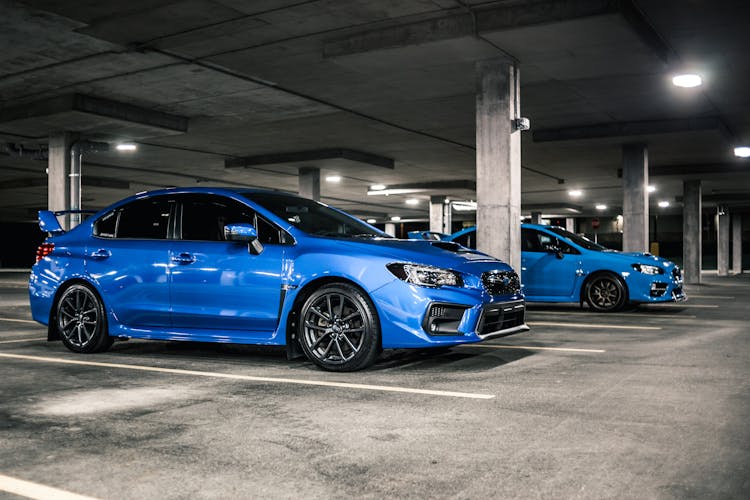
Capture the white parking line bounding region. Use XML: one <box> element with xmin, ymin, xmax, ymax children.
<box><xmin>462</xmin><ymin>344</ymin><xmax>605</xmax><ymax>353</ymax></box>
<box><xmin>0</xmin><ymin>473</ymin><xmax>99</xmax><ymax>500</ymax></box>
<box><xmin>0</xmin><ymin>337</ymin><xmax>46</xmax><ymax>344</ymax></box>
<box><xmin>0</xmin><ymin>317</ymin><xmax>37</xmax><ymax>324</ymax></box>
<box><xmin>685</xmin><ymin>295</ymin><xmax>734</xmax><ymax>299</ymax></box>
<box><xmin>0</xmin><ymin>353</ymin><xmax>495</xmax><ymax>400</ymax></box>
<box><xmin>643</xmin><ymin>304</ymin><xmax>719</xmax><ymax>309</ymax></box>
<box><xmin>528</xmin><ymin>321</ymin><xmax>662</xmax><ymax>330</ymax></box>
<box><xmin>528</xmin><ymin>311</ymin><xmax>696</xmax><ymax>319</ymax></box>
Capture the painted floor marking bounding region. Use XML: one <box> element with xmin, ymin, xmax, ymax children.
<box><xmin>0</xmin><ymin>317</ymin><xmax>37</xmax><ymax>324</ymax></box>
<box><xmin>0</xmin><ymin>352</ymin><xmax>495</xmax><ymax>400</ymax></box>
<box><xmin>528</xmin><ymin>321</ymin><xmax>662</xmax><ymax>330</ymax></box>
<box><xmin>0</xmin><ymin>337</ymin><xmax>46</xmax><ymax>344</ymax></box>
<box><xmin>0</xmin><ymin>473</ymin><xmax>100</xmax><ymax>500</ymax></box>
<box><xmin>686</xmin><ymin>294</ymin><xmax>734</xmax><ymax>299</ymax></box>
<box><xmin>462</xmin><ymin>344</ymin><xmax>605</xmax><ymax>353</ymax></box>
<box><xmin>643</xmin><ymin>304</ymin><xmax>719</xmax><ymax>309</ymax></box>
<box><xmin>528</xmin><ymin>310</ymin><xmax>696</xmax><ymax>319</ymax></box>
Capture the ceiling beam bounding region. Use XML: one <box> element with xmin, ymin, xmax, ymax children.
<box><xmin>533</xmin><ymin>117</ymin><xmax>733</xmax><ymax>143</ymax></box>
<box><xmin>324</xmin><ymin>0</ymin><xmax>669</xmax><ymax>61</ymax></box>
<box><xmin>615</xmin><ymin>162</ymin><xmax>749</xmax><ymax>177</ymax></box>
<box><xmin>225</xmin><ymin>148</ymin><xmax>394</xmax><ymax>169</ymax></box>
<box><xmin>0</xmin><ymin>176</ymin><xmax>130</xmax><ymax>191</ymax></box>
<box><xmin>0</xmin><ymin>93</ymin><xmax>188</xmax><ymax>133</ymax></box>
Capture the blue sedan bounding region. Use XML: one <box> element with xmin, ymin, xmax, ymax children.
<box><xmin>449</xmin><ymin>224</ymin><xmax>686</xmax><ymax>312</ymax></box>
<box><xmin>30</xmin><ymin>188</ymin><xmax>527</xmax><ymax>371</ymax></box>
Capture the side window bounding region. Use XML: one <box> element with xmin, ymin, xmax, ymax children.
<box><xmin>93</xmin><ymin>210</ymin><xmax>118</xmax><ymax>238</ymax></box>
<box><xmin>521</xmin><ymin>228</ymin><xmax>543</xmax><ymax>252</ymax></box>
<box><xmin>558</xmin><ymin>239</ymin><xmax>579</xmax><ymax>254</ymax></box>
<box><xmin>116</xmin><ymin>198</ymin><xmax>172</xmax><ymax>239</ymax></box>
<box><xmin>180</xmin><ymin>195</ymin><xmax>284</xmax><ymax>244</ymax></box>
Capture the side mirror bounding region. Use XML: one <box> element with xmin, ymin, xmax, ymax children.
<box><xmin>543</xmin><ymin>243</ymin><xmax>564</xmax><ymax>259</ymax></box>
<box><xmin>224</xmin><ymin>223</ymin><xmax>264</xmax><ymax>255</ymax></box>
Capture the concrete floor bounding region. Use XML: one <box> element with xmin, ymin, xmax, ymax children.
<box><xmin>1</xmin><ymin>270</ymin><xmax>748</xmax><ymax>499</ymax></box>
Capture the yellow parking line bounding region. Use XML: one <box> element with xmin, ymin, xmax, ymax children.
<box><xmin>0</xmin><ymin>337</ymin><xmax>46</xmax><ymax>344</ymax></box>
<box><xmin>463</xmin><ymin>344</ymin><xmax>605</xmax><ymax>353</ymax></box>
<box><xmin>528</xmin><ymin>321</ymin><xmax>661</xmax><ymax>330</ymax></box>
<box><xmin>0</xmin><ymin>353</ymin><xmax>495</xmax><ymax>400</ymax></box>
<box><xmin>0</xmin><ymin>473</ymin><xmax>99</xmax><ymax>500</ymax></box>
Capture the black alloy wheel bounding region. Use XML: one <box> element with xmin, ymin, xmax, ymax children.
<box><xmin>298</xmin><ymin>284</ymin><xmax>381</xmax><ymax>371</ymax></box>
<box><xmin>56</xmin><ymin>284</ymin><xmax>113</xmax><ymax>353</ymax></box>
<box><xmin>584</xmin><ymin>273</ymin><xmax>627</xmax><ymax>312</ymax></box>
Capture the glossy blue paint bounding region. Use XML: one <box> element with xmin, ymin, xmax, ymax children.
<box><xmin>446</xmin><ymin>224</ymin><xmax>685</xmax><ymax>305</ymax></box>
<box><xmin>38</xmin><ymin>210</ymin><xmax>64</xmax><ymax>234</ymax></box>
<box><xmin>30</xmin><ymin>187</ymin><xmax>527</xmax><ymax>352</ymax></box>
<box><xmin>224</xmin><ymin>223</ymin><xmax>257</xmax><ymax>241</ymax></box>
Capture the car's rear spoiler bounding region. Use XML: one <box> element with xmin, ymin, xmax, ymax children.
<box><xmin>38</xmin><ymin>209</ymin><xmax>97</xmax><ymax>234</ymax></box>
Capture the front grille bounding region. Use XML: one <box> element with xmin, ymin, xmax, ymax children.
<box><xmin>478</xmin><ymin>300</ymin><xmax>525</xmax><ymax>337</ymax></box>
<box><xmin>650</xmin><ymin>282</ymin><xmax>668</xmax><ymax>297</ymax></box>
<box><xmin>481</xmin><ymin>270</ymin><xmax>521</xmax><ymax>296</ymax></box>
<box><xmin>672</xmin><ymin>267</ymin><xmax>682</xmax><ymax>281</ymax></box>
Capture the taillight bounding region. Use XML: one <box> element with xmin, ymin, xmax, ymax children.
<box><xmin>35</xmin><ymin>243</ymin><xmax>55</xmax><ymax>263</ymax></box>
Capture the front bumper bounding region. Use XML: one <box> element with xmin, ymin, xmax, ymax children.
<box><xmin>371</xmin><ymin>279</ymin><xmax>528</xmax><ymax>348</ymax></box>
<box><xmin>626</xmin><ymin>267</ymin><xmax>686</xmax><ymax>303</ymax></box>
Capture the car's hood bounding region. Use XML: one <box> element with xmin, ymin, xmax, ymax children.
<box><xmin>601</xmin><ymin>250</ymin><xmax>677</xmax><ymax>268</ymax></box>
<box><xmin>329</xmin><ymin>238</ymin><xmax>515</xmax><ymax>274</ymax></box>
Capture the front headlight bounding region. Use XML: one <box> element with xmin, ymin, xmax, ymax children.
<box><xmin>387</xmin><ymin>263</ymin><xmax>463</xmax><ymax>288</ymax></box>
<box><xmin>631</xmin><ymin>263</ymin><xmax>664</xmax><ymax>275</ymax></box>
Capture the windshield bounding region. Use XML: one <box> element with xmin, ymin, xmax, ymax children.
<box><xmin>242</xmin><ymin>192</ymin><xmax>386</xmax><ymax>238</ymax></box>
<box><xmin>548</xmin><ymin>226</ymin><xmax>607</xmax><ymax>251</ymax></box>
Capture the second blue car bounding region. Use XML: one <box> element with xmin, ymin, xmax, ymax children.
<box><xmin>449</xmin><ymin>224</ymin><xmax>686</xmax><ymax>311</ymax></box>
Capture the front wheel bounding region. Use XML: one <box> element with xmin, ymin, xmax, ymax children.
<box><xmin>298</xmin><ymin>284</ymin><xmax>381</xmax><ymax>371</ymax></box>
<box><xmin>584</xmin><ymin>274</ymin><xmax>628</xmax><ymax>312</ymax></box>
<box><xmin>56</xmin><ymin>284</ymin><xmax>113</xmax><ymax>353</ymax></box>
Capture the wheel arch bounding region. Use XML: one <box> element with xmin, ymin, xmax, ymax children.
<box><xmin>580</xmin><ymin>269</ymin><xmax>630</xmax><ymax>304</ymax></box>
<box><xmin>284</xmin><ymin>276</ymin><xmax>381</xmax><ymax>360</ymax></box>
<box><xmin>47</xmin><ymin>278</ymin><xmax>107</xmax><ymax>341</ymax></box>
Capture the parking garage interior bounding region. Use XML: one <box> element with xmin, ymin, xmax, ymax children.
<box><xmin>1</xmin><ymin>1</ymin><xmax>749</xmax><ymax>498</ymax></box>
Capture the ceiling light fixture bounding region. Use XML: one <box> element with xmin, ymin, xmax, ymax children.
<box><xmin>366</xmin><ymin>218</ymin><xmax>377</xmax><ymax>224</ymax></box>
<box><xmin>115</xmin><ymin>143</ymin><xmax>137</xmax><ymax>152</ymax></box>
<box><xmin>672</xmin><ymin>74</ymin><xmax>702</xmax><ymax>88</ymax></box>
<box><xmin>325</xmin><ymin>175</ymin><xmax>342</xmax><ymax>182</ymax></box>
<box><xmin>648</xmin><ymin>185</ymin><xmax>656</xmax><ymax>193</ymax></box>
<box><xmin>596</xmin><ymin>204</ymin><xmax>607</xmax><ymax>210</ymax></box>
<box><xmin>405</xmin><ymin>198</ymin><xmax>419</xmax><ymax>205</ymax></box>
<box><xmin>734</xmin><ymin>146</ymin><xmax>750</xmax><ymax>158</ymax></box>
<box><xmin>658</xmin><ymin>201</ymin><xmax>670</xmax><ymax>208</ymax></box>
<box><xmin>370</xmin><ymin>184</ymin><xmax>386</xmax><ymax>191</ymax></box>
<box><xmin>568</xmin><ymin>189</ymin><xmax>583</xmax><ymax>197</ymax></box>
<box><xmin>390</xmin><ymin>216</ymin><xmax>401</xmax><ymax>222</ymax></box>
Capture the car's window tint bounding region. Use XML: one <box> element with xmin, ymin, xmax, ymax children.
<box><xmin>117</xmin><ymin>198</ymin><xmax>171</xmax><ymax>239</ymax></box>
<box><xmin>521</xmin><ymin>228</ymin><xmax>542</xmax><ymax>252</ymax></box>
<box><xmin>242</xmin><ymin>192</ymin><xmax>383</xmax><ymax>239</ymax></box>
<box><xmin>453</xmin><ymin>231</ymin><xmax>475</xmax><ymax>249</ymax></box>
<box><xmin>180</xmin><ymin>195</ymin><xmax>283</xmax><ymax>244</ymax></box>
<box><xmin>547</xmin><ymin>226</ymin><xmax>606</xmax><ymax>251</ymax></box>
<box><xmin>524</xmin><ymin>228</ymin><xmax>580</xmax><ymax>254</ymax></box>
<box><xmin>93</xmin><ymin>210</ymin><xmax>117</xmax><ymax>238</ymax></box>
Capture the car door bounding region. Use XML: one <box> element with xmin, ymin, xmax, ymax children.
<box><xmin>521</xmin><ymin>228</ymin><xmax>581</xmax><ymax>299</ymax></box>
<box><xmin>169</xmin><ymin>194</ymin><xmax>286</xmax><ymax>338</ymax></box>
<box><xmin>86</xmin><ymin>196</ymin><xmax>174</xmax><ymax>327</ymax></box>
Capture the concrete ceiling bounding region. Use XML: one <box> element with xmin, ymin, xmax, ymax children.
<box><xmin>1</xmin><ymin>0</ymin><xmax>749</xmax><ymax>223</ymax></box>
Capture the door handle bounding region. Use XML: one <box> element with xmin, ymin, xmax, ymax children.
<box><xmin>89</xmin><ymin>249</ymin><xmax>111</xmax><ymax>260</ymax></box>
<box><xmin>171</xmin><ymin>252</ymin><xmax>196</xmax><ymax>264</ymax></box>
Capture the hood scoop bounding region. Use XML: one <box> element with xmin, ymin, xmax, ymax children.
<box><xmin>430</xmin><ymin>241</ymin><xmax>464</xmax><ymax>253</ymax></box>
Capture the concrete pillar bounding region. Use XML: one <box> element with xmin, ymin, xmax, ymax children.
<box><xmin>475</xmin><ymin>58</ymin><xmax>521</xmax><ymax>270</ymax></box>
<box><xmin>48</xmin><ymin>132</ymin><xmax>75</xmax><ymax>230</ymax></box>
<box><xmin>622</xmin><ymin>143</ymin><xmax>649</xmax><ymax>252</ymax></box>
<box><xmin>682</xmin><ymin>180</ymin><xmax>702</xmax><ymax>284</ymax></box>
<box><xmin>566</xmin><ymin>218</ymin><xmax>575</xmax><ymax>233</ymax></box>
<box><xmin>384</xmin><ymin>223</ymin><xmax>396</xmax><ymax>237</ymax></box>
<box><xmin>717</xmin><ymin>208</ymin><xmax>729</xmax><ymax>276</ymax></box>
<box><xmin>298</xmin><ymin>167</ymin><xmax>320</xmax><ymax>201</ymax></box>
<box><xmin>443</xmin><ymin>202</ymin><xmax>453</xmax><ymax>234</ymax></box>
<box><xmin>429</xmin><ymin>196</ymin><xmax>444</xmax><ymax>234</ymax></box>
<box><xmin>530</xmin><ymin>212</ymin><xmax>542</xmax><ymax>224</ymax></box>
<box><xmin>732</xmin><ymin>214</ymin><xmax>742</xmax><ymax>274</ymax></box>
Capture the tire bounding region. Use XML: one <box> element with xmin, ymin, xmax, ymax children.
<box><xmin>55</xmin><ymin>284</ymin><xmax>113</xmax><ymax>353</ymax></box>
<box><xmin>298</xmin><ymin>283</ymin><xmax>381</xmax><ymax>371</ymax></box>
<box><xmin>583</xmin><ymin>273</ymin><xmax>628</xmax><ymax>312</ymax></box>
